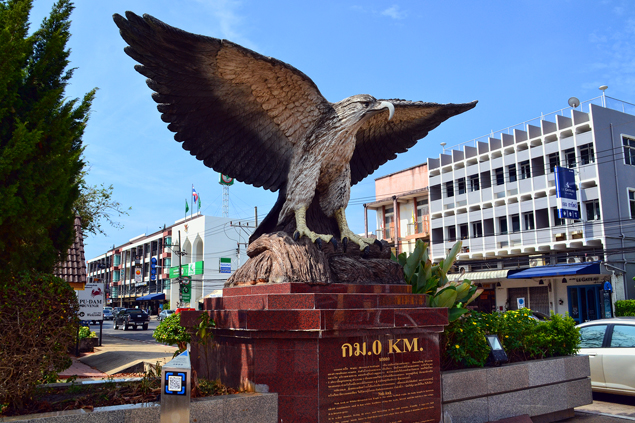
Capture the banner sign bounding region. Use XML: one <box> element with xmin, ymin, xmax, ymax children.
<box><xmin>182</xmin><ymin>279</ymin><xmax>191</xmax><ymax>302</ymax></box>
<box><xmin>219</xmin><ymin>257</ymin><xmax>232</xmax><ymax>274</ymax></box>
<box><xmin>134</xmin><ymin>266</ymin><xmax>142</xmax><ymax>283</ymax></box>
<box><xmin>169</xmin><ymin>261</ymin><xmax>204</xmax><ymax>278</ymax></box>
<box><xmin>555</xmin><ymin>166</ymin><xmax>579</xmax><ymax>219</ymax></box>
<box><xmin>77</xmin><ymin>282</ymin><xmax>104</xmax><ymax>321</ymax></box>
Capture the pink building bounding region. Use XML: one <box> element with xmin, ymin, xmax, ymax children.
<box><xmin>364</xmin><ymin>163</ymin><xmax>430</xmax><ymax>254</ymax></box>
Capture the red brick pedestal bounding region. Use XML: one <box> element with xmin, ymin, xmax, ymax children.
<box><xmin>183</xmin><ymin>283</ymin><xmax>448</xmax><ymax>423</ymax></box>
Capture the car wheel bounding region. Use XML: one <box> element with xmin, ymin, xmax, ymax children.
<box><xmin>123</xmin><ymin>322</ymin><xmax>129</xmax><ymax>331</ymax></box>
<box><xmin>143</xmin><ymin>324</ymin><xmax>148</xmax><ymax>330</ymax></box>
<box><xmin>113</xmin><ymin>321</ymin><xmax>118</xmax><ymax>330</ymax></box>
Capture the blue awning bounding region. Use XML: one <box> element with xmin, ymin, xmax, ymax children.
<box><xmin>507</xmin><ymin>262</ymin><xmax>601</xmax><ymax>279</ymax></box>
<box><xmin>136</xmin><ymin>293</ymin><xmax>166</xmax><ymax>301</ymax></box>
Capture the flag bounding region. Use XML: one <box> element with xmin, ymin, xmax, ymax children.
<box><xmin>197</xmin><ymin>196</ymin><xmax>201</xmax><ymax>211</ymax></box>
<box><xmin>192</xmin><ymin>185</ymin><xmax>199</xmax><ymax>203</ymax></box>
<box><xmin>185</xmin><ymin>199</ymin><xmax>189</xmax><ymax>214</ymax></box>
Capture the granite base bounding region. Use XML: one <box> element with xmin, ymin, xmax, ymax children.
<box><xmin>183</xmin><ymin>283</ymin><xmax>449</xmax><ymax>423</ymax></box>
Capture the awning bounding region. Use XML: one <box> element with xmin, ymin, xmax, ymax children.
<box><xmin>448</xmin><ymin>270</ymin><xmax>509</xmax><ymax>282</ymax></box>
<box><xmin>136</xmin><ymin>293</ymin><xmax>166</xmax><ymax>301</ymax></box>
<box><xmin>507</xmin><ymin>262</ymin><xmax>601</xmax><ymax>279</ymax></box>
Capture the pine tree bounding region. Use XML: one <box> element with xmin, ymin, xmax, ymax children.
<box><xmin>0</xmin><ymin>0</ymin><xmax>96</xmax><ymax>275</ymax></box>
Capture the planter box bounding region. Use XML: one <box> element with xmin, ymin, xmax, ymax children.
<box><xmin>0</xmin><ymin>393</ymin><xmax>277</xmax><ymax>423</ymax></box>
<box><xmin>441</xmin><ymin>355</ymin><xmax>592</xmax><ymax>423</ymax></box>
<box><xmin>78</xmin><ymin>337</ymin><xmax>98</xmax><ymax>353</ymax></box>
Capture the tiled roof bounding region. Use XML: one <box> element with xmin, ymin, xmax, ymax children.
<box><xmin>54</xmin><ymin>215</ymin><xmax>87</xmax><ymax>284</ymax></box>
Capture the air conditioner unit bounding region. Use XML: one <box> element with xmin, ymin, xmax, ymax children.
<box><xmin>568</xmin><ymin>257</ymin><xmax>583</xmax><ymax>263</ymax></box>
<box><xmin>459</xmin><ymin>265</ymin><xmax>471</xmax><ymax>273</ymax></box>
<box><xmin>587</xmin><ymin>256</ymin><xmax>600</xmax><ymax>262</ymax></box>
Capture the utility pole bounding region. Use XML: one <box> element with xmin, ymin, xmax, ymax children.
<box><xmin>254</xmin><ymin>206</ymin><xmax>258</xmax><ymax>227</ymax></box>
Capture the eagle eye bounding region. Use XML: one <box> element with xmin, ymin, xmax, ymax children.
<box><xmin>362</xmin><ymin>101</ymin><xmax>370</xmax><ymax>107</ymax></box>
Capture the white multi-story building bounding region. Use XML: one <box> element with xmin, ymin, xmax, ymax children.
<box><xmin>425</xmin><ymin>97</ymin><xmax>635</xmax><ymax>323</ymax></box>
<box><xmin>86</xmin><ymin>213</ymin><xmax>253</xmax><ymax>311</ymax></box>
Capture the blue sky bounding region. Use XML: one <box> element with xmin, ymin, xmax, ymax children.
<box><xmin>28</xmin><ymin>0</ymin><xmax>635</xmax><ymax>260</ymax></box>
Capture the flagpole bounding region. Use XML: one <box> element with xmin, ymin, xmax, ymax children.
<box><xmin>190</xmin><ymin>184</ymin><xmax>193</xmax><ymax>220</ymax></box>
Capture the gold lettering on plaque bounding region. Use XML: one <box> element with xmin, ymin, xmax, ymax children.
<box><xmin>353</xmin><ymin>342</ymin><xmax>366</xmax><ymax>356</ymax></box>
<box><xmin>388</xmin><ymin>338</ymin><xmax>401</xmax><ymax>353</ymax></box>
<box><xmin>341</xmin><ymin>343</ymin><xmax>353</xmax><ymax>357</ymax></box>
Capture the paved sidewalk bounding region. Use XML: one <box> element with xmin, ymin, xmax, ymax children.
<box><xmin>60</xmin><ymin>335</ymin><xmax>177</xmax><ymax>379</ymax></box>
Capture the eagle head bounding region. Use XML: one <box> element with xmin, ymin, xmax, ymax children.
<box><xmin>335</xmin><ymin>95</ymin><xmax>394</xmax><ymax>125</ymax></box>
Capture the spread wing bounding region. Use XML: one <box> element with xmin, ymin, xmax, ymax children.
<box><xmin>113</xmin><ymin>12</ymin><xmax>333</xmax><ymax>192</ymax></box>
<box><xmin>350</xmin><ymin>100</ymin><xmax>477</xmax><ymax>185</ymax></box>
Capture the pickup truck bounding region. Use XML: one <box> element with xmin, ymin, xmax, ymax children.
<box><xmin>113</xmin><ymin>309</ymin><xmax>150</xmax><ymax>331</ymax></box>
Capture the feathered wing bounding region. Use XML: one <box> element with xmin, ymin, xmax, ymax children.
<box><xmin>113</xmin><ymin>12</ymin><xmax>333</xmax><ymax>192</ymax></box>
<box><xmin>350</xmin><ymin>100</ymin><xmax>478</xmax><ymax>185</ymax></box>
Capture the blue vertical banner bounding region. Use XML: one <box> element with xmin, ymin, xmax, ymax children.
<box><xmin>555</xmin><ymin>166</ymin><xmax>579</xmax><ymax>219</ymax></box>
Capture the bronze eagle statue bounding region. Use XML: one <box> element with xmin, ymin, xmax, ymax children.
<box><xmin>114</xmin><ymin>12</ymin><xmax>477</xmax><ymax>253</ymax></box>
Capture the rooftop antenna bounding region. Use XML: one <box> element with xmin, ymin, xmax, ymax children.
<box><xmin>440</xmin><ymin>142</ymin><xmax>447</xmax><ymax>154</ymax></box>
<box><xmin>568</xmin><ymin>97</ymin><xmax>580</xmax><ymax>109</ymax></box>
<box><xmin>599</xmin><ymin>85</ymin><xmax>608</xmax><ymax>107</ymax></box>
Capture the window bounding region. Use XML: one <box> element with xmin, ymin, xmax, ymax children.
<box><xmin>610</xmin><ymin>325</ymin><xmax>635</xmax><ymax>348</ymax></box>
<box><xmin>523</xmin><ymin>212</ymin><xmax>535</xmax><ymax>230</ymax></box>
<box><xmin>579</xmin><ymin>143</ymin><xmax>595</xmax><ymax>165</ymax></box>
<box><xmin>495</xmin><ymin>167</ymin><xmax>505</xmax><ymax>185</ymax></box>
<box><xmin>579</xmin><ymin>325</ymin><xmax>607</xmax><ymax>348</ymax></box>
<box><xmin>447</xmin><ymin>226</ymin><xmax>456</xmax><ymax>241</ymax></box>
<box><xmin>553</xmin><ymin>207</ymin><xmax>564</xmax><ymax>226</ymax></box>
<box><xmin>469</xmin><ymin>174</ymin><xmax>480</xmax><ymax>192</ymax></box>
<box><xmin>499</xmin><ymin>216</ymin><xmax>508</xmax><ymax>235</ymax></box>
<box><xmin>446</xmin><ymin>181</ymin><xmax>454</xmax><ymax>198</ymax></box>
<box><xmin>564</xmin><ymin>148</ymin><xmax>576</xmax><ymax>168</ymax></box>
<box><xmin>508</xmin><ymin>164</ymin><xmax>517</xmax><ymax>182</ymax></box>
<box><xmin>623</xmin><ymin>136</ymin><xmax>635</xmax><ymax>166</ymax></box>
<box><xmin>585</xmin><ymin>200</ymin><xmax>600</xmax><ymax>221</ymax></box>
<box><xmin>472</xmin><ymin>221</ymin><xmax>483</xmax><ymax>238</ymax></box>
<box><xmin>511</xmin><ymin>214</ymin><xmax>520</xmax><ymax>232</ymax></box>
<box><xmin>164</xmin><ymin>257</ymin><xmax>171</xmax><ymax>268</ymax></box>
<box><xmin>548</xmin><ymin>152</ymin><xmax>560</xmax><ymax>173</ymax></box>
<box><xmin>165</xmin><ymin>236</ymin><xmax>172</xmax><ymax>247</ymax></box>
<box><xmin>520</xmin><ymin>160</ymin><xmax>531</xmax><ymax>179</ymax></box>
<box><xmin>630</xmin><ymin>190</ymin><xmax>635</xmax><ymax>219</ymax></box>
<box><xmin>459</xmin><ymin>224</ymin><xmax>469</xmax><ymax>240</ymax></box>
<box><xmin>457</xmin><ymin>177</ymin><xmax>466</xmax><ymax>195</ymax></box>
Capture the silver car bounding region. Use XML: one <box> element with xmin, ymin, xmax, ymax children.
<box><xmin>577</xmin><ymin>317</ymin><xmax>635</xmax><ymax>396</ymax></box>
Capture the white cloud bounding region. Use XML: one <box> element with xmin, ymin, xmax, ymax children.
<box><xmin>194</xmin><ymin>0</ymin><xmax>255</xmax><ymax>49</ymax></box>
<box><xmin>381</xmin><ymin>5</ymin><xmax>406</xmax><ymax>20</ymax></box>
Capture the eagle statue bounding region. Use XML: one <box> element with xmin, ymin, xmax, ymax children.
<box><xmin>114</xmin><ymin>12</ymin><xmax>477</xmax><ymax>254</ymax></box>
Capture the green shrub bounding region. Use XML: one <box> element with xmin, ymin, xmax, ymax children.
<box><xmin>392</xmin><ymin>240</ymin><xmax>483</xmax><ymax>322</ymax></box>
<box><xmin>615</xmin><ymin>300</ymin><xmax>635</xmax><ymax>316</ymax></box>
<box><xmin>78</xmin><ymin>326</ymin><xmax>96</xmax><ymax>339</ymax></box>
<box><xmin>0</xmin><ymin>272</ymin><xmax>79</xmax><ymax>409</ymax></box>
<box><xmin>153</xmin><ymin>312</ymin><xmax>190</xmax><ymax>354</ymax></box>
<box><xmin>441</xmin><ymin>310</ymin><xmax>580</xmax><ymax>371</ymax></box>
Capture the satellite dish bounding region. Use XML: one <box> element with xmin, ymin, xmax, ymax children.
<box><xmin>568</xmin><ymin>97</ymin><xmax>580</xmax><ymax>108</ymax></box>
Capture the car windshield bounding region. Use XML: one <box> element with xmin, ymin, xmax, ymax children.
<box><xmin>126</xmin><ymin>309</ymin><xmax>144</xmax><ymax>314</ymax></box>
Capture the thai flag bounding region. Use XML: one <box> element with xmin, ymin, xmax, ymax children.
<box><xmin>192</xmin><ymin>186</ymin><xmax>199</xmax><ymax>203</ymax></box>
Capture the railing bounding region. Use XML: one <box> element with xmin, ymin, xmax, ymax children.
<box><xmin>406</xmin><ymin>221</ymin><xmax>430</xmax><ymax>236</ymax></box>
<box><xmin>377</xmin><ymin>227</ymin><xmax>393</xmax><ymax>240</ymax></box>
<box><xmin>441</xmin><ymin>95</ymin><xmax>635</xmax><ymax>153</ymax></box>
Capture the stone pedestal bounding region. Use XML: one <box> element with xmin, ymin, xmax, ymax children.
<box><xmin>183</xmin><ymin>283</ymin><xmax>448</xmax><ymax>423</ymax></box>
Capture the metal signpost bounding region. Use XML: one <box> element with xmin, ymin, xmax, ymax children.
<box><xmin>161</xmin><ymin>350</ymin><xmax>191</xmax><ymax>423</ymax></box>
<box><xmin>76</xmin><ymin>282</ymin><xmax>105</xmax><ymax>350</ymax></box>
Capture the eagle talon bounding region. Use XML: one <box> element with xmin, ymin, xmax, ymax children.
<box><xmin>293</xmin><ymin>231</ymin><xmax>300</xmax><ymax>241</ymax></box>
<box><xmin>374</xmin><ymin>239</ymin><xmax>383</xmax><ymax>251</ymax></box>
<box><xmin>330</xmin><ymin>238</ymin><xmax>338</xmax><ymax>249</ymax></box>
<box><xmin>363</xmin><ymin>246</ymin><xmax>370</xmax><ymax>258</ymax></box>
<box><xmin>316</xmin><ymin>238</ymin><xmax>323</xmax><ymax>250</ymax></box>
<box><xmin>342</xmin><ymin>237</ymin><xmax>348</xmax><ymax>252</ymax></box>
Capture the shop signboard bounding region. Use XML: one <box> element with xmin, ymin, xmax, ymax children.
<box><xmin>77</xmin><ymin>282</ymin><xmax>104</xmax><ymax>321</ymax></box>
<box><xmin>219</xmin><ymin>257</ymin><xmax>232</xmax><ymax>274</ymax></box>
<box><xmin>555</xmin><ymin>166</ymin><xmax>579</xmax><ymax>219</ymax></box>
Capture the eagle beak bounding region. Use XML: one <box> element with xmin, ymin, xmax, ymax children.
<box><xmin>377</xmin><ymin>101</ymin><xmax>395</xmax><ymax>121</ymax></box>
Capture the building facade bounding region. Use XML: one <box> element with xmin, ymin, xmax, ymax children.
<box><xmin>369</xmin><ymin>97</ymin><xmax>635</xmax><ymax>323</ymax></box>
<box><xmin>86</xmin><ymin>213</ymin><xmax>253</xmax><ymax>311</ymax></box>
<box><xmin>365</xmin><ymin>163</ymin><xmax>431</xmax><ymax>255</ymax></box>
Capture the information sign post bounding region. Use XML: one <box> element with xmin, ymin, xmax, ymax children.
<box><xmin>161</xmin><ymin>350</ymin><xmax>191</xmax><ymax>423</ymax></box>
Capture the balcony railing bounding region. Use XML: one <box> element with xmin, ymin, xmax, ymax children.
<box><xmin>406</xmin><ymin>221</ymin><xmax>430</xmax><ymax>236</ymax></box>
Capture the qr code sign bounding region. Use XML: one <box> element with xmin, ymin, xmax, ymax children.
<box><xmin>168</xmin><ymin>375</ymin><xmax>182</xmax><ymax>392</ymax></box>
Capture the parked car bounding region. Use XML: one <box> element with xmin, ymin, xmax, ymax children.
<box><xmin>577</xmin><ymin>317</ymin><xmax>635</xmax><ymax>396</ymax></box>
<box><xmin>113</xmin><ymin>308</ymin><xmax>150</xmax><ymax>331</ymax></box>
<box><xmin>103</xmin><ymin>308</ymin><xmax>114</xmax><ymax>320</ymax></box>
<box><xmin>158</xmin><ymin>309</ymin><xmax>175</xmax><ymax>322</ymax></box>
<box><xmin>175</xmin><ymin>307</ymin><xmax>195</xmax><ymax>314</ymax></box>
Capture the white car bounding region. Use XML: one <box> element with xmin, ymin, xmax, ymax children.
<box><xmin>577</xmin><ymin>317</ymin><xmax>635</xmax><ymax>396</ymax></box>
